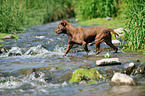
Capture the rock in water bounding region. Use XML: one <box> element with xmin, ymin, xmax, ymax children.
<box><xmin>2</xmin><ymin>34</ymin><xmax>15</xmax><ymax>39</ymax></box>
<box><xmin>69</xmin><ymin>68</ymin><xmax>105</xmax><ymax>84</ymax></box>
<box><xmin>96</xmin><ymin>58</ymin><xmax>121</xmax><ymax>66</ymax></box>
<box><xmin>123</xmin><ymin>62</ymin><xmax>136</xmax><ymax>75</ymax></box>
<box><xmin>133</xmin><ymin>65</ymin><xmax>145</xmax><ymax>75</ymax></box>
<box><xmin>112</xmin><ymin>40</ymin><xmax>120</xmax><ymax>45</ymax></box>
<box><xmin>110</xmin><ymin>72</ymin><xmax>137</xmax><ymax>85</ymax></box>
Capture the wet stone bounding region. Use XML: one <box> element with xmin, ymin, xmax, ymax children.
<box><xmin>110</xmin><ymin>72</ymin><xmax>138</xmax><ymax>85</ymax></box>
<box><xmin>123</xmin><ymin>62</ymin><xmax>136</xmax><ymax>75</ymax></box>
<box><xmin>2</xmin><ymin>34</ymin><xmax>15</xmax><ymax>39</ymax></box>
<box><xmin>105</xmin><ymin>69</ymin><xmax>114</xmax><ymax>80</ymax></box>
<box><xmin>44</xmin><ymin>76</ymin><xmax>52</xmax><ymax>83</ymax></box>
<box><xmin>69</xmin><ymin>68</ymin><xmax>105</xmax><ymax>84</ymax></box>
<box><xmin>96</xmin><ymin>58</ymin><xmax>121</xmax><ymax>66</ymax></box>
<box><xmin>133</xmin><ymin>65</ymin><xmax>145</xmax><ymax>75</ymax></box>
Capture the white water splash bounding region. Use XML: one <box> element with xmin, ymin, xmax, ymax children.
<box><xmin>0</xmin><ymin>71</ymin><xmax>68</xmax><ymax>92</ymax></box>
<box><xmin>0</xmin><ymin>45</ymin><xmax>66</xmax><ymax>58</ymax></box>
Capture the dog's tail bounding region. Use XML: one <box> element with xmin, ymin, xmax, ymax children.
<box><xmin>109</xmin><ymin>29</ymin><xmax>119</xmax><ymax>36</ymax></box>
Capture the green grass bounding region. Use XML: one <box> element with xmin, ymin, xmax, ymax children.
<box><xmin>122</xmin><ymin>0</ymin><xmax>145</xmax><ymax>52</ymax></box>
<box><xmin>77</xmin><ymin>17</ymin><xmax>126</xmax><ymax>29</ymax></box>
<box><xmin>73</xmin><ymin>0</ymin><xmax>119</xmax><ymax>21</ymax></box>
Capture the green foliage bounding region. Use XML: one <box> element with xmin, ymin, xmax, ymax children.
<box><xmin>74</xmin><ymin>0</ymin><xmax>119</xmax><ymax>21</ymax></box>
<box><xmin>69</xmin><ymin>68</ymin><xmax>105</xmax><ymax>84</ymax></box>
<box><xmin>123</xmin><ymin>0</ymin><xmax>145</xmax><ymax>51</ymax></box>
<box><xmin>0</xmin><ymin>0</ymin><xmax>74</xmax><ymax>33</ymax></box>
<box><xmin>78</xmin><ymin>17</ymin><xmax>126</xmax><ymax>29</ymax></box>
<box><xmin>44</xmin><ymin>0</ymin><xmax>74</xmax><ymax>23</ymax></box>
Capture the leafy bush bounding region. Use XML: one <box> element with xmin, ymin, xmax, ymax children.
<box><xmin>73</xmin><ymin>0</ymin><xmax>119</xmax><ymax>21</ymax></box>
<box><xmin>43</xmin><ymin>0</ymin><xmax>74</xmax><ymax>23</ymax></box>
<box><xmin>123</xmin><ymin>0</ymin><xmax>145</xmax><ymax>51</ymax></box>
<box><xmin>0</xmin><ymin>0</ymin><xmax>74</xmax><ymax>33</ymax></box>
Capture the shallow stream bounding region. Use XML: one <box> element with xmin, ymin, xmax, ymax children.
<box><xmin>0</xmin><ymin>20</ymin><xmax>145</xmax><ymax>96</ymax></box>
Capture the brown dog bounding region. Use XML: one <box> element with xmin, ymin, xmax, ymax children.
<box><xmin>55</xmin><ymin>20</ymin><xmax>119</xmax><ymax>56</ymax></box>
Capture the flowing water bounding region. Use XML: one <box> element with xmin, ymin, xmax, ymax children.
<box><xmin>0</xmin><ymin>20</ymin><xmax>145</xmax><ymax>96</ymax></box>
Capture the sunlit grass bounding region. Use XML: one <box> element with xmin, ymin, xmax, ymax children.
<box><xmin>77</xmin><ymin>17</ymin><xmax>126</xmax><ymax>29</ymax></box>
<box><xmin>74</xmin><ymin>0</ymin><xmax>119</xmax><ymax>21</ymax></box>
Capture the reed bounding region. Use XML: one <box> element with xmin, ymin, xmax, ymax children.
<box><xmin>123</xmin><ymin>0</ymin><xmax>145</xmax><ymax>51</ymax></box>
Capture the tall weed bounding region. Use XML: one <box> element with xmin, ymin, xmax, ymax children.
<box><xmin>123</xmin><ymin>0</ymin><xmax>145</xmax><ymax>50</ymax></box>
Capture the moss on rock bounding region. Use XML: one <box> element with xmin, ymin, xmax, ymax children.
<box><xmin>69</xmin><ymin>68</ymin><xmax>105</xmax><ymax>84</ymax></box>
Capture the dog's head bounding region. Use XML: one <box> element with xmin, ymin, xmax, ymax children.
<box><xmin>55</xmin><ymin>21</ymin><xmax>68</xmax><ymax>34</ymax></box>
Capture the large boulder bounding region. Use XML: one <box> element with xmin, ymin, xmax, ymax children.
<box><xmin>110</xmin><ymin>72</ymin><xmax>137</xmax><ymax>85</ymax></box>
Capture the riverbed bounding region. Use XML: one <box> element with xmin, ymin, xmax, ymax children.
<box><xmin>0</xmin><ymin>20</ymin><xmax>145</xmax><ymax>96</ymax></box>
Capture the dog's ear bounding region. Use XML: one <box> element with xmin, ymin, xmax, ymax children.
<box><xmin>61</xmin><ymin>21</ymin><xmax>68</xmax><ymax>27</ymax></box>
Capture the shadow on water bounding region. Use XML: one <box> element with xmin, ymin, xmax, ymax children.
<box><xmin>0</xmin><ymin>19</ymin><xmax>145</xmax><ymax>96</ymax></box>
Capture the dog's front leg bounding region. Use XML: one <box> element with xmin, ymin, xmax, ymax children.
<box><xmin>64</xmin><ymin>43</ymin><xmax>74</xmax><ymax>56</ymax></box>
<box><xmin>82</xmin><ymin>41</ymin><xmax>89</xmax><ymax>56</ymax></box>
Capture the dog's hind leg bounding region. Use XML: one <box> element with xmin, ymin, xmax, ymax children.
<box><xmin>95</xmin><ymin>36</ymin><xmax>104</xmax><ymax>55</ymax></box>
<box><xmin>104</xmin><ymin>38</ymin><xmax>118</xmax><ymax>53</ymax></box>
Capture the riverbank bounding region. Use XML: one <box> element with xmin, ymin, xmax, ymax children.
<box><xmin>77</xmin><ymin>17</ymin><xmax>126</xmax><ymax>29</ymax></box>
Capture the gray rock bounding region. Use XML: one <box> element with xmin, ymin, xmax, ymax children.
<box><xmin>106</xmin><ymin>17</ymin><xmax>113</xmax><ymax>21</ymax></box>
<box><xmin>110</xmin><ymin>72</ymin><xmax>137</xmax><ymax>85</ymax></box>
<box><xmin>112</xmin><ymin>40</ymin><xmax>120</xmax><ymax>45</ymax></box>
<box><xmin>134</xmin><ymin>65</ymin><xmax>145</xmax><ymax>75</ymax></box>
<box><xmin>7</xmin><ymin>47</ymin><xmax>22</xmax><ymax>56</ymax></box>
<box><xmin>2</xmin><ymin>34</ymin><xmax>15</xmax><ymax>39</ymax></box>
<box><xmin>96</xmin><ymin>58</ymin><xmax>121</xmax><ymax>66</ymax></box>
<box><xmin>123</xmin><ymin>62</ymin><xmax>136</xmax><ymax>75</ymax></box>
